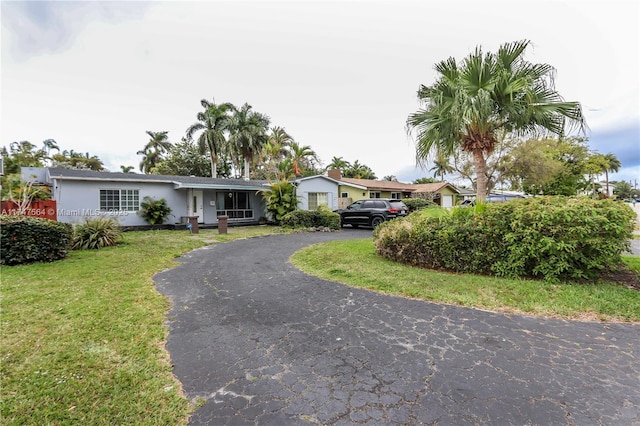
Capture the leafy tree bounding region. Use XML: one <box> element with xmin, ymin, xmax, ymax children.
<box><xmin>407</xmin><ymin>40</ymin><xmax>585</xmax><ymax>202</ymax></box>
<box><xmin>1</xmin><ymin>141</ymin><xmax>48</xmax><ymax>174</ymax></box>
<box><xmin>185</xmin><ymin>99</ymin><xmax>234</xmax><ymax>178</ymax></box>
<box><xmin>49</xmin><ymin>149</ymin><xmax>105</xmax><ymax>171</ymax></box>
<box><xmin>228</xmin><ymin>103</ymin><xmax>270</xmax><ymax>180</ymax></box>
<box><xmin>154</xmin><ymin>138</ymin><xmax>213</xmax><ymax>177</ymax></box>
<box><xmin>614</xmin><ymin>181</ymin><xmax>634</xmax><ymax>199</ymax></box>
<box><xmin>503</xmin><ymin>137</ymin><xmax>589</xmax><ymax>195</ymax></box>
<box><xmin>137</xmin><ymin>131</ymin><xmax>172</xmax><ymax>174</ymax></box>
<box><xmin>254</xmin><ymin>127</ymin><xmax>294</xmax><ymax>181</ymax></box>
<box><xmin>120</xmin><ymin>165</ymin><xmax>135</xmax><ymax>173</ymax></box>
<box><xmin>383</xmin><ymin>175</ymin><xmax>398</xmax><ymax>182</ymax></box>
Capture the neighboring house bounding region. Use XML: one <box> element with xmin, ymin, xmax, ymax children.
<box><xmin>21</xmin><ymin>167</ymin><xmax>268</xmax><ymax>228</ymax></box>
<box><xmin>295</xmin><ymin>169</ymin><xmax>461</xmax><ymax>210</ymax></box>
<box><xmin>411</xmin><ymin>182</ymin><xmax>459</xmax><ymax>208</ymax></box>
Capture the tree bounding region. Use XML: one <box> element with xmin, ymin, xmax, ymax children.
<box><xmin>1</xmin><ymin>141</ymin><xmax>48</xmax><ymax>174</ymax></box>
<box><xmin>185</xmin><ymin>99</ymin><xmax>234</xmax><ymax>178</ymax></box>
<box><xmin>429</xmin><ymin>152</ymin><xmax>454</xmax><ymax>181</ymax></box>
<box><xmin>137</xmin><ymin>131</ymin><xmax>172</xmax><ymax>174</ymax></box>
<box><xmin>228</xmin><ymin>103</ymin><xmax>270</xmax><ymax>180</ymax></box>
<box><xmin>614</xmin><ymin>181</ymin><xmax>633</xmax><ymax>199</ymax></box>
<box><xmin>343</xmin><ymin>160</ymin><xmax>377</xmax><ymax>179</ymax></box>
<box><xmin>383</xmin><ymin>175</ymin><xmax>398</xmax><ymax>182</ymax></box>
<box><xmin>601</xmin><ymin>153</ymin><xmax>621</xmax><ymax>197</ymax></box>
<box><xmin>326</xmin><ymin>156</ymin><xmax>351</xmax><ymax>173</ymax></box>
<box><xmin>407</xmin><ymin>40</ymin><xmax>585</xmax><ymax>202</ymax></box>
<box><xmin>413</xmin><ymin>177</ymin><xmax>437</xmax><ymax>184</ymax></box>
<box><xmin>51</xmin><ymin>149</ymin><xmax>105</xmax><ymax>171</ymax></box>
<box><xmin>154</xmin><ymin>138</ymin><xmax>212</xmax><ymax>177</ymax></box>
<box><xmin>120</xmin><ymin>165</ymin><xmax>135</xmax><ymax>173</ymax></box>
<box><xmin>287</xmin><ymin>141</ymin><xmax>319</xmax><ymax>177</ymax></box>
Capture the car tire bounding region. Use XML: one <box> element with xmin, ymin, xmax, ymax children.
<box><xmin>371</xmin><ymin>216</ymin><xmax>384</xmax><ymax>228</ymax></box>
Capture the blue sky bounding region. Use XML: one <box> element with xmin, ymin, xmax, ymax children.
<box><xmin>2</xmin><ymin>1</ymin><xmax>638</xmax><ymax>186</ymax></box>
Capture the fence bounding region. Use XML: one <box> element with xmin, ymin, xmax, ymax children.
<box><xmin>0</xmin><ymin>200</ymin><xmax>58</xmax><ymax>221</ymax></box>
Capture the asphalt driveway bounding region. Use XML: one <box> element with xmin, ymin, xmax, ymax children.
<box><xmin>155</xmin><ymin>230</ymin><xmax>640</xmax><ymax>425</ymax></box>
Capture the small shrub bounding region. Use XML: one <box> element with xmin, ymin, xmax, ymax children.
<box><xmin>281</xmin><ymin>205</ymin><xmax>340</xmax><ymax>230</ymax></box>
<box><xmin>0</xmin><ymin>215</ymin><xmax>73</xmax><ymax>265</ymax></box>
<box><xmin>262</xmin><ymin>181</ymin><xmax>298</xmax><ymax>224</ymax></box>
<box><xmin>138</xmin><ymin>196</ymin><xmax>173</xmax><ymax>225</ymax></box>
<box><xmin>73</xmin><ymin>217</ymin><xmax>122</xmax><ymax>250</ymax></box>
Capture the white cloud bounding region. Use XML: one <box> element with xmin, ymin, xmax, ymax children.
<box><xmin>2</xmin><ymin>0</ymin><xmax>638</xmax><ymax>180</ymax></box>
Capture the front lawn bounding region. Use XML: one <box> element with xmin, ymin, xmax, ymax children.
<box><xmin>0</xmin><ymin>227</ymin><xmax>285</xmax><ymax>425</ymax></box>
<box><xmin>290</xmin><ymin>239</ymin><xmax>640</xmax><ymax>322</ymax></box>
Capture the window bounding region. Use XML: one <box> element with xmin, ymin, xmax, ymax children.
<box><xmin>216</xmin><ymin>191</ymin><xmax>253</xmax><ymax>219</ymax></box>
<box><xmin>308</xmin><ymin>192</ymin><xmax>328</xmax><ymax>210</ymax></box>
<box><xmin>99</xmin><ymin>189</ymin><xmax>139</xmax><ymax>211</ymax></box>
<box><xmin>369</xmin><ymin>191</ymin><xmax>381</xmax><ymax>198</ymax></box>
<box><xmin>391</xmin><ymin>192</ymin><xmax>402</xmax><ymax>199</ymax></box>
<box><xmin>340</xmin><ymin>192</ymin><xmax>349</xmax><ymax>198</ymax></box>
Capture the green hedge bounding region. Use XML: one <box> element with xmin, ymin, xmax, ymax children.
<box><xmin>374</xmin><ymin>197</ymin><xmax>635</xmax><ymax>282</ymax></box>
<box><xmin>280</xmin><ymin>207</ymin><xmax>340</xmax><ymax>230</ymax></box>
<box><xmin>0</xmin><ymin>215</ymin><xmax>74</xmax><ymax>265</ymax></box>
<box><xmin>402</xmin><ymin>198</ymin><xmax>438</xmax><ymax>212</ymax></box>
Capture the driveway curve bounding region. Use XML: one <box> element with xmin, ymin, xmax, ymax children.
<box><xmin>154</xmin><ymin>230</ymin><xmax>639</xmax><ymax>425</ymax></box>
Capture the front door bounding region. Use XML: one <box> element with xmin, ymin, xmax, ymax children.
<box><xmin>192</xmin><ymin>190</ymin><xmax>204</xmax><ymax>223</ymax></box>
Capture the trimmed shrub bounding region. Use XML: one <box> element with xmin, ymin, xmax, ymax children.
<box><xmin>402</xmin><ymin>198</ymin><xmax>438</xmax><ymax>212</ymax></box>
<box><xmin>0</xmin><ymin>215</ymin><xmax>73</xmax><ymax>265</ymax></box>
<box><xmin>374</xmin><ymin>196</ymin><xmax>635</xmax><ymax>282</ymax></box>
<box><xmin>281</xmin><ymin>206</ymin><xmax>341</xmax><ymax>230</ymax></box>
<box><xmin>73</xmin><ymin>217</ymin><xmax>122</xmax><ymax>250</ymax></box>
<box><xmin>138</xmin><ymin>196</ymin><xmax>173</xmax><ymax>225</ymax></box>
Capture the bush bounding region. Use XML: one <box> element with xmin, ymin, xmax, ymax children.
<box><xmin>262</xmin><ymin>180</ymin><xmax>297</xmax><ymax>224</ymax></box>
<box><xmin>0</xmin><ymin>215</ymin><xmax>73</xmax><ymax>265</ymax></box>
<box><xmin>374</xmin><ymin>196</ymin><xmax>635</xmax><ymax>282</ymax></box>
<box><xmin>73</xmin><ymin>217</ymin><xmax>122</xmax><ymax>250</ymax></box>
<box><xmin>138</xmin><ymin>196</ymin><xmax>173</xmax><ymax>225</ymax></box>
<box><xmin>281</xmin><ymin>205</ymin><xmax>340</xmax><ymax>230</ymax></box>
<box><xmin>402</xmin><ymin>198</ymin><xmax>438</xmax><ymax>212</ymax></box>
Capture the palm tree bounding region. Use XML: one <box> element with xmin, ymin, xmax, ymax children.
<box><xmin>287</xmin><ymin>141</ymin><xmax>319</xmax><ymax>177</ymax></box>
<box><xmin>120</xmin><ymin>165</ymin><xmax>135</xmax><ymax>173</ymax></box>
<box><xmin>137</xmin><ymin>131</ymin><xmax>172</xmax><ymax>174</ymax></box>
<box><xmin>326</xmin><ymin>156</ymin><xmax>351</xmax><ymax>173</ymax></box>
<box><xmin>185</xmin><ymin>99</ymin><xmax>234</xmax><ymax>178</ymax></box>
<box><xmin>429</xmin><ymin>152</ymin><xmax>454</xmax><ymax>181</ymax></box>
<box><xmin>407</xmin><ymin>40</ymin><xmax>585</xmax><ymax>201</ymax></box>
<box><xmin>228</xmin><ymin>103</ymin><xmax>270</xmax><ymax>180</ymax></box>
<box><xmin>602</xmin><ymin>153</ymin><xmax>621</xmax><ymax>197</ymax></box>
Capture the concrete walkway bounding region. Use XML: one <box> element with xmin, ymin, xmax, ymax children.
<box><xmin>155</xmin><ymin>230</ymin><xmax>640</xmax><ymax>425</ymax></box>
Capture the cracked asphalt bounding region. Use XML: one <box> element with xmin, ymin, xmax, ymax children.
<box><xmin>154</xmin><ymin>230</ymin><xmax>640</xmax><ymax>425</ymax></box>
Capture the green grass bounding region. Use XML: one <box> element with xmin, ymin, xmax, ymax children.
<box><xmin>290</xmin><ymin>238</ymin><xmax>640</xmax><ymax>323</ymax></box>
<box><xmin>0</xmin><ymin>227</ymin><xmax>287</xmax><ymax>425</ymax></box>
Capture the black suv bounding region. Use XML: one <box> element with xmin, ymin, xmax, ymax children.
<box><xmin>337</xmin><ymin>198</ymin><xmax>409</xmax><ymax>228</ymax></box>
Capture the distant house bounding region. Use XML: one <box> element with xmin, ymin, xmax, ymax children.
<box><xmin>22</xmin><ymin>167</ymin><xmax>268</xmax><ymax>228</ymax></box>
<box><xmin>295</xmin><ymin>169</ymin><xmax>461</xmax><ymax>210</ymax></box>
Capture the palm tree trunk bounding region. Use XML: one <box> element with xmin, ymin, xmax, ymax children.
<box><xmin>605</xmin><ymin>170</ymin><xmax>610</xmax><ymax>197</ymax></box>
<box><xmin>244</xmin><ymin>157</ymin><xmax>250</xmax><ymax>180</ymax></box>
<box><xmin>473</xmin><ymin>150</ymin><xmax>488</xmax><ymax>202</ymax></box>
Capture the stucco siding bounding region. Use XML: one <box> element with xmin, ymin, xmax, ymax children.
<box><xmin>296</xmin><ymin>177</ymin><xmax>339</xmax><ymax>210</ymax></box>
<box><xmin>53</xmin><ymin>179</ymin><xmax>184</xmax><ymax>226</ymax></box>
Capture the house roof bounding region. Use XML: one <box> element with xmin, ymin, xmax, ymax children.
<box><xmin>45</xmin><ymin>168</ymin><xmax>269</xmax><ymax>191</ymax></box>
<box><xmin>411</xmin><ymin>182</ymin><xmax>460</xmax><ymax>194</ymax></box>
<box><xmin>339</xmin><ymin>178</ymin><xmax>414</xmax><ymax>192</ymax></box>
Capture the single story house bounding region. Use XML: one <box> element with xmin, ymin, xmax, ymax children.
<box><xmin>21</xmin><ymin>167</ymin><xmax>269</xmax><ymax>228</ymax></box>
<box><xmin>295</xmin><ymin>169</ymin><xmax>461</xmax><ymax>210</ymax></box>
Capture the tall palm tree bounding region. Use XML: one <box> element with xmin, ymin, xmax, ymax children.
<box><xmin>602</xmin><ymin>152</ymin><xmax>621</xmax><ymax>197</ymax></box>
<box><xmin>185</xmin><ymin>99</ymin><xmax>234</xmax><ymax>178</ymax></box>
<box><xmin>137</xmin><ymin>131</ymin><xmax>172</xmax><ymax>174</ymax></box>
<box><xmin>228</xmin><ymin>103</ymin><xmax>270</xmax><ymax>180</ymax></box>
<box><xmin>407</xmin><ymin>40</ymin><xmax>585</xmax><ymax>201</ymax></box>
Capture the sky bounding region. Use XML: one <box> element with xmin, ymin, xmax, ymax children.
<box><xmin>2</xmin><ymin>0</ymin><xmax>639</xmax><ymax>187</ymax></box>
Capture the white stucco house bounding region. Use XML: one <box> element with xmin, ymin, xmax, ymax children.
<box><xmin>22</xmin><ymin>167</ymin><xmax>269</xmax><ymax>228</ymax></box>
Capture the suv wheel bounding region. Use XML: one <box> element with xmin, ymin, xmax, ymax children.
<box><xmin>371</xmin><ymin>216</ymin><xmax>384</xmax><ymax>228</ymax></box>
